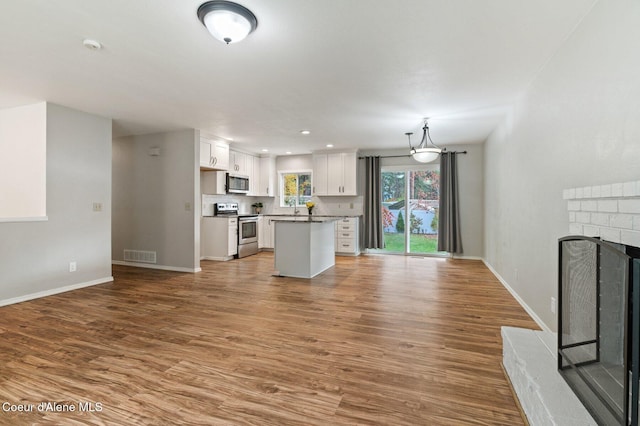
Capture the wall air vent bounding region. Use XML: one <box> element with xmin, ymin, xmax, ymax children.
<box><xmin>123</xmin><ymin>249</ymin><xmax>157</xmax><ymax>264</ymax></box>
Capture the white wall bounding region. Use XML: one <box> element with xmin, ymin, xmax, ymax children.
<box><xmin>360</xmin><ymin>144</ymin><xmax>484</xmax><ymax>258</ymax></box>
<box><xmin>484</xmin><ymin>0</ymin><xmax>640</xmax><ymax>331</ymax></box>
<box><xmin>112</xmin><ymin>129</ymin><xmax>200</xmax><ymax>272</ymax></box>
<box><xmin>0</xmin><ymin>102</ymin><xmax>46</xmax><ymax>220</ymax></box>
<box><xmin>0</xmin><ymin>103</ymin><xmax>112</xmax><ymax>304</ymax></box>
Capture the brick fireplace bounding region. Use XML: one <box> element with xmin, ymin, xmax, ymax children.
<box><xmin>560</xmin><ymin>180</ymin><xmax>640</xmax><ymax>425</ymax></box>
<box><xmin>564</xmin><ymin>180</ymin><xmax>640</xmax><ymax>247</ymax></box>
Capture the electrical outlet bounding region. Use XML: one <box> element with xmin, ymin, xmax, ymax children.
<box><xmin>350</xmin><ymin>202</ymin><xmax>354</xmax><ymax>209</ymax></box>
<box><xmin>185</xmin><ymin>202</ymin><xmax>191</xmax><ymax>211</ymax></box>
<box><xmin>551</xmin><ymin>297</ymin><xmax>556</xmax><ymax>314</ymax></box>
<box><xmin>69</xmin><ymin>261</ymin><xmax>77</xmax><ymax>272</ymax></box>
<box><xmin>92</xmin><ymin>202</ymin><xmax>102</xmax><ymax>212</ymax></box>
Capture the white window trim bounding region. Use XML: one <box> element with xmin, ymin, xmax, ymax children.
<box><xmin>279</xmin><ymin>169</ymin><xmax>313</xmax><ymax>208</ymax></box>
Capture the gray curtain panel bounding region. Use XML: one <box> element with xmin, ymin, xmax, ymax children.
<box><xmin>364</xmin><ymin>156</ymin><xmax>384</xmax><ymax>249</ymax></box>
<box><xmin>438</xmin><ymin>152</ymin><xmax>463</xmax><ymax>254</ymax></box>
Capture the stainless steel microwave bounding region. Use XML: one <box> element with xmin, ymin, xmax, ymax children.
<box><xmin>226</xmin><ymin>173</ymin><xmax>249</xmax><ymax>194</ymax></box>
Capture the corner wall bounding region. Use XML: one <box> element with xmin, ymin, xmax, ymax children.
<box><xmin>484</xmin><ymin>1</ymin><xmax>640</xmax><ymax>331</ymax></box>
<box><xmin>0</xmin><ymin>103</ymin><xmax>113</xmax><ymax>304</ymax></box>
<box><xmin>112</xmin><ymin>129</ymin><xmax>200</xmax><ymax>272</ymax></box>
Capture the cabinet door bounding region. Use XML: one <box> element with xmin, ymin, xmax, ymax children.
<box><xmin>230</xmin><ymin>151</ymin><xmax>247</xmax><ymax>174</ymax></box>
<box><xmin>261</xmin><ymin>217</ymin><xmax>273</xmax><ymax>248</ymax></box>
<box><xmin>341</xmin><ymin>152</ymin><xmax>358</xmax><ymax>195</ymax></box>
<box><xmin>228</xmin><ymin>222</ymin><xmax>238</xmax><ymax>256</ymax></box>
<box><xmin>259</xmin><ymin>156</ymin><xmax>275</xmax><ymax>197</ymax></box>
<box><xmin>327</xmin><ymin>153</ymin><xmax>343</xmax><ymax>195</ymax></box>
<box><xmin>213</xmin><ymin>141</ymin><xmax>229</xmax><ymax>170</ymax></box>
<box><xmin>200</xmin><ymin>139</ymin><xmax>214</xmax><ymax>169</ymax></box>
<box><xmin>249</xmin><ymin>155</ymin><xmax>259</xmax><ymax>196</ymax></box>
<box><xmin>312</xmin><ymin>154</ymin><xmax>328</xmax><ymax>195</ymax></box>
<box><xmin>268</xmin><ymin>217</ymin><xmax>275</xmax><ymax>249</ymax></box>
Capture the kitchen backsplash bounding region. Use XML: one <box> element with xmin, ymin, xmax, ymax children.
<box><xmin>200</xmin><ymin>193</ymin><xmax>363</xmax><ymax>216</ymax></box>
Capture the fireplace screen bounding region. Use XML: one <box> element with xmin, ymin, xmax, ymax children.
<box><xmin>558</xmin><ymin>236</ymin><xmax>640</xmax><ymax>425</ymax></box>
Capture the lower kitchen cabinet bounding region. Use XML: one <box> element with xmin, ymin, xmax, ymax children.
<box><xmin>335</xmin><ymin>217</ymin><xmax>360</xmax><ymax>255</ymax></box>
<box><xmin>259</xmin><ymin>215</ymin><xmax>360</xmax><ymax>254</ymax></box>
<box><xmin>259</xmin><ymin>216</ymin><xmax>275</xmax><ymax>249</ymax></box>
<box><xmin>201</xmin><ymin>217</ymin><xmax>238</xmax><ymax>261</ymax></box>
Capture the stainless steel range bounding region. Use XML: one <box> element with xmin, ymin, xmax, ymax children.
<box><xmin>237</xmin><ymin>215</ymin><xmax>258</xmax><ymax>258</ymax></box>
<box><xmin>213</xmin><ymin>203</ymin><xmax>258</xmax><ymax>259</ymax></box>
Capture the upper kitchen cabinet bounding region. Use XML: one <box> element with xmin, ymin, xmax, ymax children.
<box><xmin>229</xmin><ymin>150</ymin><xmax>250</xmax><ymax>175</ymax></box>
<box><xmin>200</xmin><ymin>138</ymin><xmax>229</xmax><ymax>171</ymax></box>
<box><xmin>313</xmin><ymin>151</ymin><xmax>358</xmax><ymax>196</ymax></box>
<box><xmin>257</xmin><ymin>156</ymin><xmax>276</xmax><ymax>197</ymax></box>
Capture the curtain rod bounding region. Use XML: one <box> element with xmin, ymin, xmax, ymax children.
<box><xmin>358</xmin><ymin>150</ymin><xmax>467</xmax><ymax>159</ymax></box>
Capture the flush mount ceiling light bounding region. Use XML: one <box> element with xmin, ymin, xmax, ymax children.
<box><xmin>406</xmin><ymin>120</ymin><xmax>442</xmax><ymax>163</ymax></box>
<box><xmin>197</xmin><ymin>1</ymin><xmax>258</xmax><ymax>44</ymax></box>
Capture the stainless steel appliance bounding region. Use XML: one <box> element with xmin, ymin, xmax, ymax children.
<box><xmin>237</xmin><ymin>215</ymin><xmax>259</xmax><ymax>258</ymax></box>
<box><xmin>214</xmin><ymin>202</ymin><xmax>239</xmax><ymax>216</ymax></box>
<box><xmin>226</xmin><ymin>173</ymin><xmax>249</xmax><ymax>194</ymax></box>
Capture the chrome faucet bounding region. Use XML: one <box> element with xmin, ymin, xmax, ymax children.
<box><xmin>293</xmin><ymin>207</ymin><xmax>300</xmax><ymax>215</ymax></box>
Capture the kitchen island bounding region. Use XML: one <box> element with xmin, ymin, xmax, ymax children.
<box><xmin>273</xmin><ymin>218</ymin><xmax>338</xmax><ymax>278</ymax></box>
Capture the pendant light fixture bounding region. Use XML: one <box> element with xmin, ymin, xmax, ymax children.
<box><xmin>197</xmin><ymin>1</ymin><xmax>258</xmax><ymax>45</ymax></box>
<box><xmin>406</xmin><ymin>120</ymin><xmax>442</xmax><ymax>163</ymax></box>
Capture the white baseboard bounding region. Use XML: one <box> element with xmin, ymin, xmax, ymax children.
<box><xmin>482</xmin><ymin>259</ymin><xmax>551</xmax><ymax>333</ymax></box>
<box><xmin>200</xmin><ymin>255</ymin><xmax>234</xmax><ymax>262</ymax></box>
<box><xmin>452</xmin><ymin>255</ymin><xmax>483</xmax><ymax>260</ymax></box>
<box><xmin>112</xmin><ymin>260</ymin><xmax>200</xmax><ymax>273</ymax></box>
<box><xmin>0</xmin><ymin>276</ymin><xmax>114</xmax><ymax>307</ymax></box>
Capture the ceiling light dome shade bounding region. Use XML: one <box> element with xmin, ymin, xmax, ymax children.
<box><xmin>411</xmin><ymin>147</ymin><xmax>441</xmax><ymax>163</ymax></box>
<box><xmin>198</xmin><ymin>1</ymin><xmax>258</xmax><ymax>44</ymax></box>
<box><xmin>406</xmin><ymin>121</ymin><xmax>442</xmax><ymax>163</ymax></box>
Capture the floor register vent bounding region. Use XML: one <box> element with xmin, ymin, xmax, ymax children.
<box><xmin>124</xmin><ymin>249</ymin><xmax>157</xmax><ymax>264</ymax></box>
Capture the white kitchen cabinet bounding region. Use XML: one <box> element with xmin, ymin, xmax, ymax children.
<box><xmin>251</xmin><ymin>155</ymin><xmax>260</xmax><ymax>196</ymax></box>
<box><xmin>200</xmin><ymin>138</ymin><xmax>229</xmax><ymax>171</ymax></box>
<box><xmin>201</xmin><ymin>171</ymin><xmax>227</xmax><ymax>195</ymax></box>
<box><xmin>313</xmin><ymin>151</ymin><xmax>358</xmax><ymax>196</ymax></box>
<box><xmin>259</xmin><ymin>216</ymin><xmax>276</xmax><ymax>249</ymax></box>
<box><xmin>257</xmin><ymin>156</ymin><xmax>276</xmax><ymax>197</ymax></box>
<box><xmin>201</xmin><ymin>217</ymin><xmax>238</xmax><ymax>261</ymax></box>
<box><xmin>229</xmin><ymin>150</ymin><xmax>260</xmax><ymax>195</ymax></box>
<box><xmin>229</xmin><ymin>150</ymin><xmax>250</xmax><ymax>175</ymax></box>
<box><xmin>312</xmin><ymin>154</ymin><xmax>328</xmax><ymax>195</ymax></box>
<box><xmin>200</xmin><ymin>139</ymin><xmax>213</xmax><ymax>169</ymax></box>
<box><xmin>213</xmin><ymin>141</ymin><xmax>229</xmax><ymax>170</ymax></box>
<box><xmin>335</xmin><ymin>217</ymin><xmax>360</xmax><ymax>255</ymax></box>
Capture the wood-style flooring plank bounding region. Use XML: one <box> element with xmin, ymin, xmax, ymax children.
<box><xmin>0</xmin><ymin>253</ymin><xmax>537</xmax><ymax>425</ymax></box>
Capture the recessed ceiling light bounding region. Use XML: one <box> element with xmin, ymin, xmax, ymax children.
<box><xmin>286</xmin><ymin>151</ymin><xmax>292</xmax><ymax>154</ymax></box>
<box><xmin>326</xmin><ymin>144</ymin><xmax>334</xmax><ymax>148</ymax></box>
<box><xmin>300</xmin><ymin>130</ymin><xmax>311</xmax><ymax>135</ymax></box>
<box><xmin>261</xmin><ymin>149</ymin><xmax>268</xmax><ymax>152</ymax></box>
<box><xmin>82</xmin><ymin>39</ymin><xmax>102</xmax><ymax>50</ymax></box>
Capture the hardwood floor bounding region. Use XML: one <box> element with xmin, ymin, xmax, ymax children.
<box><xmin>0</xmin><ymin>253</ymin><xmax>538</xmax><ymax>425</ymax></box>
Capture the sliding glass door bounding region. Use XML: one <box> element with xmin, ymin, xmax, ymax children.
<box><xmin>380</xmin><ymin>166</ymin><xmax>443</xmax><ymax>255</ymax></box>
